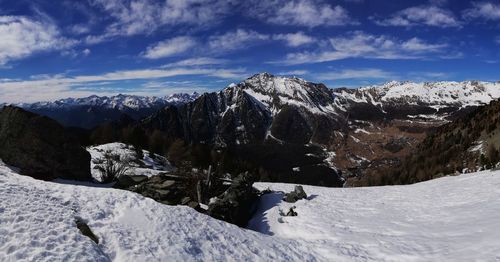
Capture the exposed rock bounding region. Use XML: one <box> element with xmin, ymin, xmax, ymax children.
<box><xmin>286</xmin><ymin>207</ymin><xmax>298</xmax><ymax>216</ymax></box>
<box><xmin>75</xmin><ymin>217</ymin><xmax>99</xmax><ymax>244</ymax></box>
<box><xmin>207</xmin><ymin>172</ymin><xmax>259</xmax><ymax>227</ymax></box>
<box><xmin>113</xmin><ymin>174</ymin><xmax>148</xmax><ymax>188</ymax></box>
<box><xmin>0</xmin><ymin>106</ymin><xmax>91</xmax><ymax>181</ymax></box>
<box><xmin>283</xmin><ymin>185</ymin><xmax>307</xmax><ymax>203</ymax></box>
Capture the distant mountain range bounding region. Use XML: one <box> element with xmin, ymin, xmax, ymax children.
<box><xmin>2</xmin><ymin>73</ymin><xmax>499</xmax><ymax>185</ymax></box>
<box><xmin>2</xmin><ymin>93</ymin><xmax>200</xmax><ymax>128</ymax></box>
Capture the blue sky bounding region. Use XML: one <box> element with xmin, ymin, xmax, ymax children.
<box><xmin>0</xmin><ymin>0</ymin><xmax>499</xmax><ymax>102</ymax></box>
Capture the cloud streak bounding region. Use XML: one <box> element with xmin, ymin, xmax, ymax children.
<box><xmin>0</xmin><ymin>67</ymin><xmax>247</xmax><ymax>103</ymax></box>
<box><xmin>374</xmin><ymin>6</ymin><xmax>461</xmax><ymax>28</ymax></box>
<box><xmin>143</xmin><ymin>36</ymin><xmax>197</xmax><ymax>59</ymax></box>
<box><xmin>275</xmin><ymin>31</ymin><xmax>449</xmax><ymax>65</ymax></box>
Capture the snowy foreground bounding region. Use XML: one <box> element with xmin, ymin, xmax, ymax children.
<box><xmin>1</xmin><ymin>160</ymin><xmax>500</xmax><ymax>261</ymax></box>
<box><xmin>0</xmin><ymin>161</ymin><xmax>311</xmax><ymax>261</ymax></box>
<box><xmin>250</xmin><ymin>173</ymin><xmax>500</xmax><ymax>261</ymax></box>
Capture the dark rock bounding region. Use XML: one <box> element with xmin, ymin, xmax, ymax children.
<box><xmin>181</xmin><ymin>197</ymin><xmax>191</xmax><ymax>205</ymax></box>
<box><xmin>113</xmin><ymin>175</ymin><xmax>148</xmax><ymax>188</ymax></box>
<box><xmin>283</xmin><ymin>185</ymin><xmax>307</xmax><ymax>203</ymax></box>
<box><xmin>271</xmin><ymin>105</ymin><xmax>313</xmax><ymax>144</ymax></box>
<box><xmin>0</xmin><ymin>106</ymin><xmax>91</xmax><ymax>181</ymax></box>
<box><xmin>207</xmin><ymin>172</ymin><xmax>259</xmax><ymax>227</ymax></box>
<box><xmin>75</xmin><ymin>217</ymin><xmax>99</xmax><ymax>244</ymax></box>
<box><xmin>286</xmin><ymin>207</ymin><xmax>298</xmax><ymax>216</ymax></box>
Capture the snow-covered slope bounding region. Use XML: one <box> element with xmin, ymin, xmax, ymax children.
<box><xmin>87</xmin><ymin>143</ymin><xmax>175</xmax><ymax>182</ymax></box>
<box><xmin>0</xmin><ymin>161</ymin><xmax>315</xmax><ymax>261</ymax></box>
<box><xmin>238</xmin><ymin>73</ymin><xmax>337</xmax><ymax>115</ymax></box>
<box><xmin>218</xmin><ymin>74</ymin><xmax>500</xmax><ymax>121</ymax></box>
<box><xmin>336</xmin><ymin>80</ymin><xmax>500</xmax><ymax>108</ymax></box>
<box><xmin>249</xmin><ymin>171</ymin><xmax>500</xmax><ymax>261</ymax></box>
<box><xmin>2</xmin><ymin>156</ymin><xmax>499</xmax><ymax>261</ymax></box>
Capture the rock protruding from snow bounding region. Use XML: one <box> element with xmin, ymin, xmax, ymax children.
<box><xmin>283</xmin><ymin>185</ymin><xmax>307</xmax><ymax>203</ymax></box>
<box><xmin>208</xmin><ymin>172</ymin><xmax>259</xmax><ymax>227</ymax></box>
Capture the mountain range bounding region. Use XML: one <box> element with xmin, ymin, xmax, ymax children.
<box><xmin>2</xmin><ymin>93</ymin><xmax>200</xmax><ymax>128</ymax></box>
<box><xmin>4</xmin><ymin>73</ymin><xmax>500</xmax><ymax>186</ymax></box>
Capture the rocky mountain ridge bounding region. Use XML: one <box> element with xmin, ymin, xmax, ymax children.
<box><xmin>138</xmin><ymin>73</ymin><xmax>500</xmax><ymax>185</ymax></box>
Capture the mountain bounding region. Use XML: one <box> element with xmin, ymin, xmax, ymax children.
<box><xmin>0</xmin><ymin>106</ymin><xmax>91</xmax><ymax>180</ymax></box>
<box><xmin>12</xmin><ymin>93</ymin><xmax>200</xmax><ymax>129</ymax></box>
<box><xmin>378</xmin><ymin>98</ymin><xmax>500</xmax><ymax>185</ymax></box>
<box><xmin>136</xmin><ymin>73</ymin><xmax>500</xmax><ymax>186</ymax></box>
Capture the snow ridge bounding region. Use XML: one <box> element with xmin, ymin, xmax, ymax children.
<box><xmin>17</xmin><ymin>92</ymin><xmax>200</xmax><ymax>111</ymax></box>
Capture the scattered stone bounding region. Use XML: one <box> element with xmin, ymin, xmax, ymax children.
<box><xmin>75</xmin><ymin>217</ymin><xmax>99</xmax><ymax>244</ymax></box>
<box><xmin>283</xmin><ymin>185</ymin><xmax>307</xmax><ymax>203</ymax></box>
<box><xmin>181</xmin><ymin>197</ymin><xmax>191</xmax><ymax>205</ymax></box>
<box><xmin>113</xmin><ymin>175</ymin><xmax>148</xmax><ymax>188</ymax></box>
<box><xmin>158</xmin><ymin>180</ymin><xmax>176</xmax><ymax>188</ymax></box>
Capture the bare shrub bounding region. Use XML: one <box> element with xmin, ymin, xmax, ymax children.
<box><xmin>96</xmin><ymin>151</ymin><xmax>130</xmax><ymax>183</ymax></box>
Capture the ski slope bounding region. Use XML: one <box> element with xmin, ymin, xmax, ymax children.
<box><xmin>250</xmin><ymin>171</ymin><xmax>500</xmax><ymax>261</ymax></box>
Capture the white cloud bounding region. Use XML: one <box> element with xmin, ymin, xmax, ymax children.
<box><xmin>248</xmin><ymin>0</ymin><xmax>356</xmax><ymax>27</ymax></box>
<box><xmin>82</xmin><ymin>49</ymin><xmax>91</xmax><ymax>56</ymax></box>
<box><xmin>401</xmin><ymin>37</ymin><xmax>448</xmax><ymax>52</ymax></box>
<box><xmin>0</xmin><ymin>16</ymin><xmax>76</xmax><ymax>65</ymax></box>
<box><xmin>0</xmin><ymin>67</ymin><xmax>247</xmax><ymax>103</ymax></box>
<box><xmin>273</xmin><ymin>32</ymin><xmax>315</xmax><ymax>47</ymax></box>
<box><xmin>278</xmin><ymin>70</ymin><xmax>309</xmax><ymax>76</ymax></box>
<box><xmin>276</xmin><ymin>31</ymin><xmax>449</xmax><ymax>65</ymax></box>
<box><xmin>143</xmin><ymin>36</ymin><xmax>197</xmax><ymax>59</ymax></box>
<box><xmin>69</xmin><ymin>24</ymin><xmax>91</xmax><ymax>35</ymax></box>
<box><xmin>374</xmin><ymin>6</ymin><xmax>461</xmax><ymax>28</ymax></box>
<box><xmin>463</xmin><ymin>2</ymin><xmax>500</xmax><ymax>21</ymax></box>
<box><xmin>316</xmin><ymin>68</ymin><xmax>395</xmax><ymax>80</ymax></box>
<box><xmin>162</xmin><ymin>57</ymin><xmax>226</xmax><ymax>67</ymax></box>
<box><xmin>208</xmin><ymin>29</ymin><xmax>269</xmax><ymax>52</ymax></box>
<box><xmin>90</xmin><ymin>0</ymin><xmax>233</xmax><ymax>39</ymax></box>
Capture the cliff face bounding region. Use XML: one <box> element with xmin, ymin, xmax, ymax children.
<box><xmin>0</xmin><ymin>106</ymin><xmax>91</xmax><ymax>181</ymax></box>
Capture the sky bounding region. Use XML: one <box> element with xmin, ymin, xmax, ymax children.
<box><xmin>0</xmin><ymin>0</ymin><xmax>499</xmax><ymax>103</ymax></box>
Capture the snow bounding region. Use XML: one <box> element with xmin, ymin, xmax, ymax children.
<box><xmin>19</xmin><ymin>93</ymin><xmax>199</xmax><ymax>111</ymax></box>
<box><xmin>468</xmin><ymin>140</ymin><xmax>485</xmax><ymax>154</ymax></box>
<box><xmin>249</xmin><ymin>171</ymin><xmax>500</xmax><ymax>261</ymax></box>
<box><xmin>87</xmin><ymin>143</ymin><xmax>175</xmax><ymax>182</ymax></box>
<box><xmin>2</xmin><ymin>155</ymin><xmax>500</xmax><ymax>261</ymax></box>
<box><xmin>0</xmin><ymin>160</ymin><xmax>316</xmax><ymax>261</ymax></box>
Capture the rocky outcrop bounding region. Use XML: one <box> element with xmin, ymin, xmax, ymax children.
<box><xmin>0</xmin><ymin>106</ymin><xmax>91</xmax><ymax>180</ymax></box>
<box><xmin>283</xmin><ymin>186</ymin><xmax>307</xmax><ymax>203</ymax></box>
<box><xmin>207</xmin><ymin>172</ymin><xmax>259</xmax><ymax>227</ymax></box>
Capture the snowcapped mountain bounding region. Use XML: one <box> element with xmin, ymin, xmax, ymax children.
<box><xmin>22</xmin><ymin>92</ymin><xmax>200</xmax><ymax>110</ymax></box>
<box><xmin>336</xmin><ymin>80</ymin><xmax>500</xmax><ymax>109</ymax></box>
<box><xmin>15</xmin><ymin>92</ymin><xmax>200</xmax><ymax>128</ymax></box>
<box><xmin>139</xmin><ymin>73</ymin><xmax>500</xmax><ymax>186</ymax></box>
<box><xmin>218</xmin><ymin>73</ymin><xmax>500</xmax><ymax>121</ymax></box>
